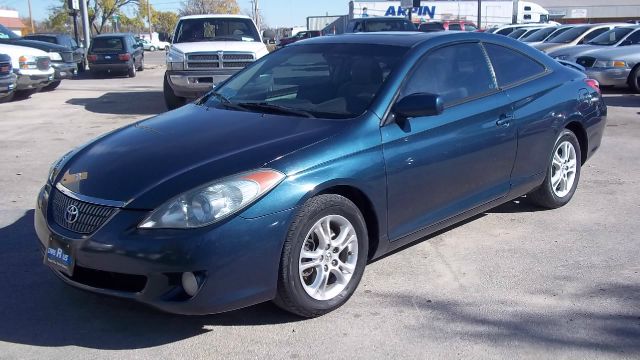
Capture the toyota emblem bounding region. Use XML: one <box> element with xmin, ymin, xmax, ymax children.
<box><xmin>65</xmin><ymin>205</ymin><xmax>79</xmax><ymax>224</ymax></box>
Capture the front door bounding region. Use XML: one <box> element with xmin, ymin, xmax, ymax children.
<box><xmin>382</xmin><ymin>42</ymin><xmax>517</xmax><ymax>241</ymax></box>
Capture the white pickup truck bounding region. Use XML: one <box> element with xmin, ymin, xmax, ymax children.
<box><xmin>163</xmin><ymin>14</ymin><xmax>269</xmax><ymax>109</ymax></box>
<box><xmin>0</xmin><ymin>43</ymin><xmax>54</xmax><ymax>97</ymax></box>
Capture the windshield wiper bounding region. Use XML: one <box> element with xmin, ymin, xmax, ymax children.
<box><xmin>196</xmin><ymin>92</ymin><xmax>247</xmax><ymax>111</ymax></box>
<box><xmin>235</xmin><ymin>102</ymin><xmax>315</xmax><ymax>118</ymax></box>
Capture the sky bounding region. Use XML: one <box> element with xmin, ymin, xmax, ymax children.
<box><xmin>2</xmin><ymin>0</ymin><xmax>350</xmax><ymax>27</ymax></box>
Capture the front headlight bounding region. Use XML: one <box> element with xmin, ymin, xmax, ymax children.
<box><xmin>48</xmin><ymin>150</ymin><xmax>74</xmax><ymax>184</ymax></box>
<box><xmin>166</xmin><ymin>48</ymin><xmax>185</xmax><ymax>70</ymax></box>
<box><xmin>593</xmin><ymin>60</ymin><xmax>628</xmax><ymax>68</ymax></box>
<box><xmin>48</xmin><ymin>52</ymin><xmax>62</xmax><ymax>61</ymax></box>
<box><xmin>139</xmin><ymin>169</ymin><xmax>285</xmax><ymax>229</ymax></box>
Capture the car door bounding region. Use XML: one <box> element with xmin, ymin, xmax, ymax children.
<box><xmin>382</xmin><ymin>42</ymin><xmax>517</xmax><ymax>241</ymax></box>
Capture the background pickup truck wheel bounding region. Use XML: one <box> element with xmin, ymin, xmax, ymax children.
<box><xmin>163</xmin><ymin>74</ymin><xmax>186</xmax><ymax>110</ymax></box>
<box><xmin>42</xmin><ymin>81</ymin><xmax>61</xmax><ymax>91</ymax></box>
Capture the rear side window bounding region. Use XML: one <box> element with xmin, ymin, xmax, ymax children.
<box><xmin>583</xmin><ymin>28</ymin><xmax>609</xmax><ymax>43</ymax></box>
<box><xmin>624</xmin><ymin>30</ymin><xmax>640</xmax><ymax>45</ymax></box>
<box><xmin>401</xmin><ymin>43</ymin><xmax>497</xmax><ymax>106</ymax></box>
<box><xmin>448</xmin><ymin>23</ymin><xmax>462</xmax><ymax>31</ymax></box>
<box><xmin>484</xmin><ymin>43</ymin><xmax>546</xmax><ymax>87</ymax></box>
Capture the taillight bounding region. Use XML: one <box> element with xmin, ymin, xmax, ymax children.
<box><xmin>585</xmin><ymin>79</ymin><xmax>600</xmax><ymax>94</ymax></box>
<box><xmin>87</xmin><ymin>54</ymin><xmax>97</xmax><ymax>62</ymax></box>
<box><xmin>118</xmin><ymin>53</ymin><xmax>131</xmax><ymax>61</ymax></box>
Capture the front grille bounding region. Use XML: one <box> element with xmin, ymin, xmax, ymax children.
<box><xmin>223</xmin><ymin>54</ymin><xmax>253</xmax><ymax>60</ymax></box>
<box><xmin>576</xmin><ymin>56</ymin><xmax>596</xmax><ymax>68</ymax></box>
<box><xmin>0</xmin><ymin>61</ymin><xmax>10</xmax><ymax>75</ymax></box>
<box><xmin>185</xmin><ymin>52</ymin><xmax>255</xmax><ymax>70</ymax></box>
<box><xmin>62</xmin><ymin>265</ymin><xmax>147</xmax><ymax>293</ymax></box>
<box><xmin>50</xmin><ymin>189</ymin><xmax>116</xmax><ymax>234</ymax></box>
<box><xmin>223</xmin><ymin>61</ymin><xmax>253</xmax><ymax>68</ymax></box>
<box><xmin>61</xmin><ymin>51</ymin><xmax>74</xmax><ymax>63</ymax></box>
<box><xmin>36</xmin><ymin>56</ymin><xmax>50</xmax><ymax>70</ymax></box>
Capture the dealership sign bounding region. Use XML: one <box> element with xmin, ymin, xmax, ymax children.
<box><xmin>383</xmin><ymin>6</ymin><xmax>436</xmax><ymax>17</ymax></box>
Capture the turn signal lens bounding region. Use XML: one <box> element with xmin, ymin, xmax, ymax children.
<box><xmin>18</xmin><ymin>55</ymin><xmax>28</xmax><ymax>63</ymax></box>
<box><xmin>612</xmin><ymin>60</ymin><xmax>627</xmax><ymax>68</ymax></box>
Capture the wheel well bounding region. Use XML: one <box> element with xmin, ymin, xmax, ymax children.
<box><xmin>565</xmin><ymin>121</ymin><xmax>588</xmax><ymax>164</ymax></box>
<box><xmin>627</xmin><ymin>63</ymin><xmax>640</xmax><ymax>85</ymax></box>
<box><xmin>318</xmin><ymin>186</ymin><xmax>379</xmax><ymax>260</ymax></box>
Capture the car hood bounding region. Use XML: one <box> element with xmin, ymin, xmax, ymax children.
<box><xmin>56</xmin><ymin>104</ymin><xmax>350</xmax><ymax>209</ymax></box>
<box><xmin>171</xmin><ymin>41</ymin><xmax>266</xmax><ymax>55</ymax></box>
<box><xmin>0</xmin><ymin>43</ymin><xmax>49</xmax><ymax>67</ymax></box>
<box><xmin>577</xmin><ymin>45</ymin><xmax>640</xmax><ymax>61</ymax></box>
<box><xmin>534</xmin><ymin>42</ymin><xmax>564</xmax><ymax>53</ymax></box>
<box><xmin>5</xmin><ymin>38</ymin><xmax>70</xmax><ymax>53</ymax></box>
<box><xmin>548</xmin><ymin>44</ymin><xmax>605</xmax><ymax>59</ymax></box>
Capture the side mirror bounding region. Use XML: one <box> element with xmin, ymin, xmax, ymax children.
<box><xmin>393</xmin><ymin>93</ymin><xmax>444</xmax><ymax>118</ymax></box>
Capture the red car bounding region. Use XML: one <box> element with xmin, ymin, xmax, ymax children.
<box><xmin>278</xmin><ymin>30</ymin><xmax>322</xmax><ymax>47</ymax></box>
<box><xmin>418</xmin><ymin>20</ymin><xmax>478</xmax><ymax>32</ymax></box>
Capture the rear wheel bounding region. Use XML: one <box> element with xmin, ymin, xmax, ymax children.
<box><xmin>163</xmin><ymin>73</ymin><xmax>186</xmax><ymax>110</ymax></box>
<box><xmin>42</xmin><ymin>80</ymin><xmax>61</xmax><ymax>91</ymax></box>
<box><xmin>128</xmin><ymin>63</ymin><xmax>136</xmax><ymax>78</ymax></box>
<box><xmin>628</xmin><ymin>65</ymin><xmax>640</xmax><ymax>93</ymax></box>
<box><xmin>0</xmin><ymin>91</ymin><xmax>14</xmax><ymax>103</ymax></box>
<box><xmin>528</xmin><ymin>129</ymin><xmax>581</xmax><ymax>209</ymax></box>
<box><xmin>149</xmin><ymin>46</ymin><xmax>156</xmax><ymax>52</ymax></box>
<box><xmin>137</xmin><ymin>56</ymin><xmax>144</xmax><ymax>71</ymax></box>
<box><xmin>274</xmin><ymin>194</ymin><xmax>368</xmax><ymax>318</ymax></box>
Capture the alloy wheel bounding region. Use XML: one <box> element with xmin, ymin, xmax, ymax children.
<box><xmin>551</xmin><ymin>140</ymin><xmax>577</xmax><ymax>198</ymax></box>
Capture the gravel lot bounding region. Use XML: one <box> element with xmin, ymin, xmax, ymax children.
<box><xmin>0</xmin><ymin>51</ymin><xmax>638</xmax><ymax>359</ymax></box>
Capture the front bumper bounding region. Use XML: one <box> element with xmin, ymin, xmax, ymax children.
<box><xmin>585</xmin><ymin>67</ymin><xmax>631</xmax><ymax>87</ymax></box>
<box><xmin>166</xmin><ymin>70</ymin><xmax>239</xmax><ymax>98</ymax></box>
<box><xmin>15</xmin><ymin>69</ymin><xmax>54</xmax><ymax>91</ymax></box>
<box><xmin>0</xmin><ymin>73</ymin><xmax>17</xmax><ymax>96</ymax></box>
<box><xmin>52</xmin><ymin>62</ymin><xmax>77</xmax><ymax>80</ymax></box>
<box><xmin>35</xmin><ymin>184</ymin><xmax>293</xmax><ymax>315</ymax></box>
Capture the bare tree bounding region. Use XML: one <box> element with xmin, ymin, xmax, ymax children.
<box><xmin>179</xmin><ymin>0</ymin><xmax>240</xmax><ymax>16</ymax></box>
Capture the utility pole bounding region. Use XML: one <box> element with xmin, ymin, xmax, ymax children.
<box><xmin>147</xmin><ymin>0</ymin><xmax>153</xmax><ymax>40</ymax></box>
<box><xmin>252</xmin><ymin>0</ymin><xmax>260</xmax><ymax>30</ymax></box>
<box><xmin>512</xmin><ymin>0</ymin><xmax>519</xmax><ymax>24</ymax></box>
<box><xmin>80</xmin><ymin>0</ymin><xmax>91</xmax><ymax>60</ymax></box>
<box><xmin>27</xmin><ymin>0</ymin><xmax>34</xmax><ymax>32</ymax></box>
<box><xmin>477</xmin><ymin>0</ymin><xmax>481</xmax><ymax>30</ymax></box>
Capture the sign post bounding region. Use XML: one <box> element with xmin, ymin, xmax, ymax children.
<box><xmin>401</xmin><ymin>0</ymin><xmax>413</xmax><ymax>21</ymax></box>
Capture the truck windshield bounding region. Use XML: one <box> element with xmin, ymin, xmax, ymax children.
<box><xmin>173</xmin><ymin>18</ymin><xmax>260</xmax><ymax>43</ymax></box>
<box><xmin>0</xmin><ymin>24</ymin><xmax>21</xmax><ymax>39</ymax></box>
<box><xmin>202</xmin><ymin>43</ymin><xmax>409</xmax><ymax>119</ymax></box>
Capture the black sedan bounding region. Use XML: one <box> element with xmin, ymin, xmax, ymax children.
<box><xmin>87</xmin><ymin>33</ymin><xmax>144</xmax><ymax>78</ymax></box>
<box><xmin>37</xmin><ymin>32</ymin><xmax>606</xmax><ymax>317</ymax></box>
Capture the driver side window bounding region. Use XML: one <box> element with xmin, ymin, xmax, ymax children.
<box><xmin>400</xmin><ymin>43</ymin><xmax>497</xmax><ymax>107</ymax></box>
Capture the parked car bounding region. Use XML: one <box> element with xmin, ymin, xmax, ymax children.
<box><xmin>140</xmin><ymin>38</ymin><xmax>170</xmax><ymax>51</ymax></box>
<box><xmin>163</xmin><ymin>15</ymin><xmax>269</xmax><ymax>110</ymax></box>
<box><xmin>23</xmin><ymin>33</ymin><xmax>86</xmax><ymax>72</ymax></box>
<box><xmin>36</xmin><ymin>32</ymin><xmax>606</xmax><ymax>317</ymax></box>
<box><xmin>562</xmin><ymin>45</ymin><xmax>640</xmax><ymax>92</ymax></box>
<box><xmin>0</xmin><ymin>53</ymin><xmax>17</xmax><ymax>103</ymax></box>
<box><xmin>548</xmin><ymin>26</ymin><xmax>640</xmax><ymax>62</ymax></box>
<box><xmin>533</xmin><ymin>23</ymin><xmax>628</xmax><ymax>53</ymax></box>
<box><xmin>521</xmin><ymin>25</ymin><xmax>575</xmax><ymax>46</ymax></box>
<box><xmin>486</xmin><ymin>23</ymin><xmax>556</xmax><ymax>36</ymax></box>
<box><xmin>87</xmin><ymin>33</ymin><xmax>144</xmax><ymax>78</ymax></box>
<box><xmin>0</xmin><ymin>43</ymin><xmax>54</xmax><ymax>96</ymax></box>
<box><xmin>507</xmin><ymin>27</ymin><xmax>544</xmax><ymax>40</ymax></box>
<box><xmin>418</xmin><ymin>20</ymin><xmax>477</xmax><ymax>32</ymax></box>
<box><xmin>345</xmin><ymin>17</ymin><xmax>416</xmax><ymax>33</ymax></box>
<box><xmin>278</xmin><ymin>30</ymin><xmax>322</xmax><ymax>47</ymax></box>
<box><xmin>0</xmin><ymin>24</ymin><xmax>76</xmax><ymax>90</ymax></box>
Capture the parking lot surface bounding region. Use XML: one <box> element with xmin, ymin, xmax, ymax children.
<box><xmin>0</xmin><ymin>51</ymin><xmax>638</xmax><ymax>359</ymax></box>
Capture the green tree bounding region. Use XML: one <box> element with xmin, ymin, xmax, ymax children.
<box><xmin>154</xmin><ymin>11</ymin><xmax>179</xmax><ymax>34</ymax></box>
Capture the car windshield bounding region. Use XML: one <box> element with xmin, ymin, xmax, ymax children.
<box><xmin>0</xmin><ymin>24</ymin><xmax>21</xmax><ymax>39</ymax></box>
<box><xmin>91</xmin><ymin>37</ymin><xmax>124</xmax><ymax>52</ymax></box>
<box><xmin>587</xmin><ymin>27</ymin><xmax>634</xmax><ymax>45</ymax></box>
<box><xmin>523</xmin><ymin>27</ymin><xmax>560</xmax><ymax>42</ymax></box>
<box><xmin>362</xmin><ymin>19</ymin><xmax>415</xmax><ymax>32</ymax></box>
<box><xmin>24</xmin><ymin>35</ymin><xmax>57</xmax><ymax>44</ymax></box>
<box><xmin>173</xmin><ymin>18</ymin><xmax>260</xmax><ymax>43</ymax></box>
<box><xmin>201</xmin><ymin>43</ymin><xmax>409</xmax><ymax>119</ymax></box>
<box><xmin>508</xmin><ymin>29</ymin><xmax>528</xmax><ymax>38</ymax></box>
<box><xmin>547</xmin><ymin>26</ymin><xmax>591</xmax><ymax>43</ymax></box>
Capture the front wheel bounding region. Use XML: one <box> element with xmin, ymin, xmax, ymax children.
<box><xmin>628</xmin><ymin>65</ymin><xmax>640</xmax><ymax>93</ymax></box>
<box><xmin>163</xmin><ymin>73</ymin><xmax>186</xmax><ymax>110</ymax></box>
<box><xmin>137</xmin><ymin>56</ymin><xmax>144</xmax><ymax>71</ymax></box>
<box><xmin>528</xmin><ymin>129</ymin><xmax>582</xmax><ymax>209</ymax></box>
<box><xmin>274</xmin><ymin>194</ymin><xmax>368</xmax><ymax>318</ymax></box>
<box><xmin>42</xmin><ymin>80</ymin><xmax>61</xmax><ymax>91</ymax></box>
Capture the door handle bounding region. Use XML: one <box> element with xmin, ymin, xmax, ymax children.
<box><xmin>496</xmin><ymin>114</ymin><xmax>513</xmax><ymax>127</ymax></box>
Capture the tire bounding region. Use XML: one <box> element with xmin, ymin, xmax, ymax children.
<box><xmin>528</xmin><ymin>129</ymin><xmax>582</xmax><ymax>209</ymax></box>
<box><xmin>16</xmin><ymin>88</ymin><xmax>38</xmax><ymax>98</ymax></box>
<box><xmin>628</xmin><ymin>65</ymin><xmax>640</xmax><ymax>93</ymax></box>
<box><xmin>42</xmin><ymin>80</ymin><xmax>61</xmax><ymax>91</ymax></box>
<box><xmin>0</xmin><ymin>91</ymin><xmax>14</xmax><ymax>103</ymax></box>
<box><xmin>149</xmin><ymin>46</ymin><xmax>156</xmax><ymax>52</ymax></box>
<box><xmin>274</xmin><ymin>194</ymin><xmax>369</xmax><ymax>318</ymax></box>
<box><xmin>163</xmin><ymin>73</ymin><xmax>186</xmax><ymax>110</ymax></box>
<box><xmin>128</xmin><ymin>63</ymin><xmax>136</xmax><ymax>78</ymax></box>
<box><xmin>137</xmin><ymin>56</ymin><xmax>144</xmax><ymax>71</ymax></box>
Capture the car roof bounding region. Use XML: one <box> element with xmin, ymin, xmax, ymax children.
<box><xmin>27</xmin><ymin>33</ymin><xmax>66</xmax><ymax>37</ymax></box>
<box><xmin>179</xmin><ymin>14</ymin><xmax>252</xmax><ymax>20</ymax></box>
<box><xmin>294</xmin><ymin>31</ymin><xmax>513</xmax><ymax>48</ymax></box>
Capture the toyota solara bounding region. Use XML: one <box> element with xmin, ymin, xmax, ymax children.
<box><xmin>35</xmin><ymin>32</ymin><xmax>606</xmax><ymax>317</ymax></box>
